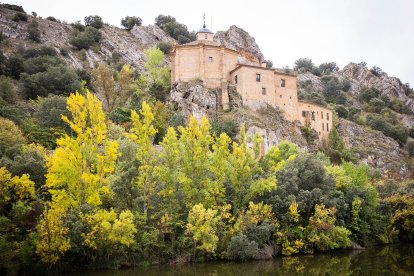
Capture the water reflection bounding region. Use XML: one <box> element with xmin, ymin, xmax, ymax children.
<box><xmin>71</xmin><ymin>244</ymin><xmax>414</xmax><ymax>276</ymax></box>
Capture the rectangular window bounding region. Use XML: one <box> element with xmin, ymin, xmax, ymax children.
<box><xmin>262</xmin><ymin>87</ymin><xmax>266</xmax><ymax>95</ymax></box>
<box><xmin>302</xmin><ymin>111</ymin><xmax>306</xmax><ymax>117</ymax></box>
<box><xmin>208</xmin><ymin>56</ymin><xmax>213</xmax><ymax>63</ymax></box>
<box><xmin>311</xmin><ymin>112</ymin><xmax>315</xmax><ymax>121</ymax></box>
<box><xmin>326</xmin><ymin>123</ymin><xmax>329</xmax><ymax>131</ymax></box>
<box><xmin>205</xmin><ymin>34</ymin><xmax>208</xmax><ymax>39</ymax></box>
<box><xmin>256</xmin><ymin>73</ymin><xmax>261</xmax><ymax>82</ymax></box>
<box><xmin>234</xmin><ymin>75</ymin><xmax>238</xmax><ymax>84</ymax></box>
<box><xmin>321</xmin><ymin>112</ymin><xmax>323</xmax><ymax>119</ymax></box>
<box><xmin>280</xmin><ymin>94</ymin><xmax>282</xmax><ymax>98</ymax></box>
<box><xmin>322</xmin><ymin>123</ymin><xmax>324</xmax><ymax>131</ymax></box>
<box><xmin>327</xmin><ymin>112</ymin><xmax>329</xmax><ymax>120</ymax></box>
<box><xmin>280</xmin><ymin>79</ymin><xmax>285</xmax><ymax>87</ymax></box>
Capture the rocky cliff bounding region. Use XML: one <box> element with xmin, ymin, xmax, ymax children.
<box><xmin>341</xmin><ymin>63</ymin><xmax>414</xmax><ymax>113</ymax></box>
<box><xmin>214</xmin><ymin>25</ymin><xmax>264</xmax><ymax>62</ymax></box>
<box><xmin>0</xmin><ymin>7</ymin><xmax>174</xmax><ymax>71</ymax></box>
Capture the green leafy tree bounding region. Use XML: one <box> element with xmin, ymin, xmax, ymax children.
<box><xmin>121</xmin><ymin>16</ymin><xmax>142</xmax><ymax>30</ymax></box>
<box><xmin>84</xmin><ymin>15</ymin><xmax>103</xmax><ymax>29</ymax></box>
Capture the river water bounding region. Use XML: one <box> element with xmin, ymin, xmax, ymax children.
<box><xmin>71</xmin><ymin>244</ymin><xmax>414</xmax><ymax>275</ymax></box>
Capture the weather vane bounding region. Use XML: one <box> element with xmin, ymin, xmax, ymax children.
<box><xmin>203</xmin><ymin>13</ymin><xmax>206</xmax><ymax>28</ymax></box>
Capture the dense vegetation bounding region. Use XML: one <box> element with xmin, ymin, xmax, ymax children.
<box><xmin>0</xmin><ymin>5</ymin><xmax>413</xmax><ymax>274</ymax></box>
<box><xmin>296</xmin><ymin>58</ymin><xmax>414</xmax><ymax>147</ymax></box>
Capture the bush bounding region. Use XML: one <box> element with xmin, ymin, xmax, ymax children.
<box><xmin>367</xmin><ymin>97</ymin><xmax>385</xmax><ymax>113</ymax></box>
<box><xmin>0</xmin><ymin>4</ymin><xmax>25</xmax><ymax>12</ymax></box>
<box><xmin>71</xmin><ymin>21</ymin><xmax>85</xmax><ymax>32</ymax></box>
<box><xmin>155</xmin><ymin>14</ymin><xmax>195</xmax><ymax>44</ymax></box>
<box><xmin>84</xmin><ymin>15</ymin><xmax>103</xmax><ymax>29</ymax></box>
<box><xmin>294</xmin><ymin>58</ymin><xmax>314</xmax><ymax>73</ymax></box>
<box><xmin>46</xmin><ymin>16</ymin><xmax>57</xmax><ymax>22</ymax></box>
<box><xmin>0</xmin><ymin>117</ymin><xmax>26</xmax><ymax>159</ymax></box>
<box><xmin>0</xmin><ymin>76</ymin><xmax>17</xmax><ymax>104</ymax></box>
<box><xmin>21</xmin><ymin>65</ymin><xmax>81</xmax><ymax>98</ymax></box>
<box><xmin>226</xmin><ymin>234</ymin><xmax>259</xmax><ymax>260</ymax></box>
<box><xmin>407</xmin><ymin>140</ymin><xmax>414</xmax><ymax>158</ymax></box>
<box><xmin>335</xmin><ymin>105</ymin><xmax>348</xmax><ymax>119</ymax></box>
<box><xmin>319</xmin><ymin>62</ymin><xmax>339</xmax><ymax>74</ymax></box>
<box><xmin>70</xmin><ymin>27</ymin><xmax>101</xmax><ymax>50</ymax></box>
<box><xmin>23</xmin><ymin>46</ymin><xmax>57</xmax><ymax>58</ymax></box>
<box><xmin>27</xmin><ymin>21</ymin><xmax>41</xmax><ymax>42</ymax></box>
<box><xmin>211</xmin><ymin>118</ymin><xmax>239</xmax><ymax>140</ymax></box>
<box><xmin>34</xmin><ymin>94</ymin><xmax>70</xmax><ymax>129</ymax></box>
<box><xmin>4</xmin><ymin>54</ymin><xmax>24</xmax><ymax>79</ymax></box>
<box><xmin>157</xmin><ymin>42</ymin><xmax>172</xmax><ymax>55</ymax></box>
<box><xmin>358</xmin><ymin>87</ymin><xmax>378</xmax><ymax>102</ymax></box>
<box><xmin>121</xmin><ymin>16</ymin><xmax>142</xmax><ymax>30</ymax></box>
<box><xmin>370</xmin><ymin>66</ymin><xmax>382</xmax><ymax>77</ymax></box>
<box><xmin>23</xmin><ymin>55</ymin><xmax>64</xmax><ymax>75</ymax></box>
<box><xmin>366</xmin><ymin>113</ymin><xmax>408</xmax><ymax>145</ymax></box>
<box><xmin>12</xmin><ymin>12</ymin><xmax>28</xmax><ymax>22</ymax></box>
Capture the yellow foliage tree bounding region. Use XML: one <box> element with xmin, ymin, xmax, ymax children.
<box><xmin>37</xmin><ymin>90</ymin><xmax>119</xmax><ymax>263</ymax></box>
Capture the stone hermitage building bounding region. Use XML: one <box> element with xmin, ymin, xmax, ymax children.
<box><xmin>171</xmin><ymin>24</ymin><xmax>333</xmax><ymax>140</ymax></box>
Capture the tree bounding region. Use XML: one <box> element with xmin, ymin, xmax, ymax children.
<box><xmin>306</xmin><ymin>204</ymin><xmax>351</xmax><ymax>251</ymax></box>
<box><xmin>92</xmin><ymin>64</ymin><xmax>135</xmax><ymax>112</ymax></box>
<box><xmin>155</xmin><ymin>14</ymin><xmax>195</xmax><ymax>44</ymax></box>
<box><xmin>0</xmin><ymin>117</ymin><xmax>26</xmax><ymax>159</ymax></box>
<box><xmin>37</xmin><ymin>91</ymin><xmax>119</xmax><ymax>263</ymax></box>
<box><xmin>84</xmin><ymin>15</ymin><xmax>103</xmax><ymax>29</ymax></box>
<box><xmin>319</xmin><ymin>62</ymin><xmax>339</xmax><ymax>74</ymax></box>
<box><xmin>126</xmin><ymin>102</ymin><xmax>157</xmax><ymax>216</ymax></box>
<box><xmin>186</xmin><ymin>203</ymin><xmax>219</xmax><ymax>256</ymax></box>
<box><xmin>0</xmin><ymin>76</ymin><xmax>17</xmax><ymax>104</ymax></box>
<box><xmin>322</xmin><ymin>128</ymin><xmax>355</xmax><ymax>164</ymax></box>
<box><xmin>294</xmin><ymin>58</ymin><xmax>314</xmax><ymax>73</ymax></box>
<box><xmin>121</xmin><ymin>16</ymin><xmax>142</xmax><ymax>30</ymax></box>
<box><xmin>27</xmin><ymin>20</ymin><xmax>40</xmax><ymax>42</ymax></box>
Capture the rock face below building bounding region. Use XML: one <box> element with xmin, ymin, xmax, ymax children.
<box><xmin>214</xmin><ymin>25</ymin><xmax>264</xmax><ymax>62</ymax></box>
<box><xmin>337</xmin><ymin>119</ymin><xmax>408</xmax><ymax>175</ymax></box>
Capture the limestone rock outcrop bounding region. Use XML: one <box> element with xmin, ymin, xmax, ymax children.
<box><xmin>214</xmin><ymin>25</ymin><xmax>264</xmax><ymax>62</ymax></box>
<box><xmin>337</xmin><ymin>118</ymin><xmax>408</xmax><ymax>174</ymax></box>
<box><xmin>340</xmin><ymin>63</ymin><xmax>414</xmax><ymax>113</ymax></box>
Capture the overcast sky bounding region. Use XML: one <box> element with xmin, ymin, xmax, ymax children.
<box><xmin>7</xmin><ymin>0</ymin><xmax>414</xmax><ymax>86</ymax></box>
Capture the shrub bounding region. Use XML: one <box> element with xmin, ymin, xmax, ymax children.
<box><xmin>84</xmin><ymin>15</ymin><xmax>103</xmax><ymax>29</ymax></box>
<box><xmin>34</xmin><ymin>94</ymin><xmax>70</xmax><ymax>129</ymax></box>
<box><xmin>0</xmin><ymin>76</ymin><xmax>16</xmax><ymax>104</ymax></box>
<box><xmin>407</xmin><ymin>140</ymin><xmax>414</xmax><ymax>158</ymax></box>
<box><xmin>121</xmin><ymin>16</ymin><xmax>142</xmax><ymax>30</ymax></box>
<box><xmin>46</xmin><ymin>16</ymin><xmax>57</xmax><ymax>22</ymax></box>
<box><xmin>0</xmin><ymin>4</ymin><xmax>25</xmax><ymax>12</ymax></box>
<box><xmin>370</xmin><ymin>66</ymin><xmax>382</xmax><ymax>77</ymax></box>
<box><xmin>157</xmin><ymin>42</ymin><xmax>172</xmax><ymax>55</ymax></box>
<box><xmin>70</xmin><ymin>27</ymin><xmax>101</xmax><ymax>50</ymax></box>
<box><xmin>4</xmin><ymin>54</ymin><xmax>24</xmax><ymax>79</ymax></box>
<box><xmin>319</xmin><ymin>62</ymin><xmax>339</xmax><ymax>74</ymax></box>
<box><xmin>294</xmin><ymin>58</ymin><xmax>314</xmax><ymax>73</ymax></box>
<box><xmin>211</xmin><ymin>118</ymin><xmax>239</xmax><ymax>140</ymax></box>
<box><xmin>23</xmin><ymin>46</ymin><xmax>57</xmax><ymax>58</ymax></box>
<box><xmin>71</xmin><ymin>20</ymin><xmax>85</xmax><ymax>32</ymax></box>
<box><xmin>27</xmin><ymin>21</ymin><xmax>41</xmax><ymax>42</ymax></box>
<box><xmin>23</xmin><ymin>55</ymin><xmax>64</xmax><ymax>75</ymax></box>
<box><xmin>366</xmin><ymin>113</ymin><xmax>408</xmax><ymax>145</ymax></box>
<box><xmin>265</xmin><ymin>60</ymin><xmax>273</xmax><ymax>68</ymax></box>
<box><xmin>358</xmin><ymin>87</ymin><xmax>378</xmax><ymax>102</ymax></box>
<box><xmin>155</xmin><ymin>14</ymin><xmax>195</xmax><ymax>44</ymax></box>
<box><xmin>367</xmin><ymin>97</ymin><xmax>385</xmax><ymax>113</ymax></box>
<box><xmin>21</xmin><ymin>65</ymin><xmax>81</xmax><ymax>98</ymax></box>
<box><xmin>335</xmin><ymin>105</ymin><xmax>348</xmax><ymax>119</ymax></box>
<box><xmin>12</xmin><ymin>12</ymin><xmax>28</xmax><ymax>22</ymax></box>
<box><xmin>0</xmin><ymin>117</ymin><xmax>26</xmax><ymax>159</ymax></box>
<box><xmin>226</xmin><ymin>234</ymin><xmax>259</xmax><ymax>260</ymax></box>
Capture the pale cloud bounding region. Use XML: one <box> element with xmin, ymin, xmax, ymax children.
<box><xmin>7</xmin><ymin>0</ymin><xmax>414</xmax><ymax>86</ymax></box>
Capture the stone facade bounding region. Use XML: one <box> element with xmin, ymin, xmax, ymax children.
<box><xmin>171</xmin><ymin>26</ymin><xmax>333</xmax><ymax>140</ymax></box>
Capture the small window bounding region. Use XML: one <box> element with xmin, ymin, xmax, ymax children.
<box><xmin>256</xmin><ymin>73</ymin><xmax>261</xmax><ymax>82</ymax></box>
<box><xmin>280</xmin><ymin>79</ymin><xmax>285</xmax><ymax>87</ymax></box>
<box><xmin>290</xmin><ymin>96</ymin><xmax>292</xmax><ymax>99</ymax></box>
<box><xmin>311</xmin><ymin>112</ymin><xmax>315</xmax><ymax>121</ymax></box>
<box><xmin>322</xmin><ymin>123</ymin><xmax>324</xmax><ymax>131</ymax></box>
<box><xmin>205</xmin><ymin>34</ymin><xmax>208</xmax><ymax>39</ymax></box>
<box><xmin>327</xmin><ymin>113</ymin><xmax>329</xmax><ymax>120</ymax></box>
<box><xmin>280</xmin><ymin>95</ymin><xmax>282</xmax><ymax>98</ymax></box>
<box><xmin>321</xmin><ymin>112</ymin><xmax>324</xmax><ymax>119</ymax></box>
<box><xmin>302</xmin><ymin>111</ymin><xmax>306</xmax><ymax>117</ymax></box>
<box><xmin>326</xmin><ymin>123</ymin><xmax>329</xmax><ymax>131</ymax></box>
<box><xmin>208</xmin><ymin>56</ymin><xmax>213</xmax><ymax>63</ymax></box>
<box><xmin>262</xmin><ymin>87</ymin><xmax>266</xmax><ymax>95</ymax></box>
<box><xmin>234</xmin><ymin>75</ymin><xmax>238</xmax><ymax>84</ymax></box>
